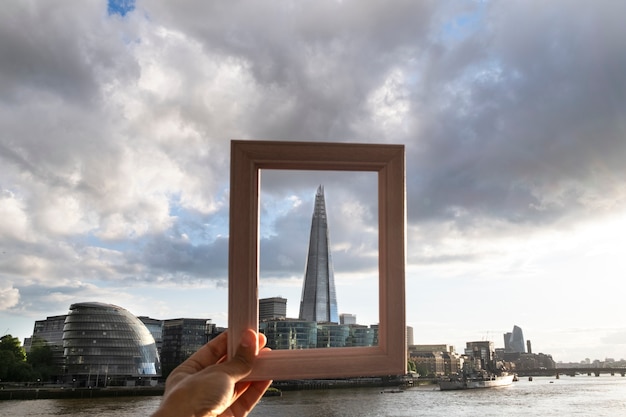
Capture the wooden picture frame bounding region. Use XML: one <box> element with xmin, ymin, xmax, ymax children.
<box><xmin>228</xmin><ymin>140</ymin><xmax>406</xmax><ymax>380</ymax></box>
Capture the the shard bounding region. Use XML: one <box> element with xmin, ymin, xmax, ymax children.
<box><xmin>299</xmin><ymin>185</ymin><xmax>339</xmax><ymax>323</ymax></box>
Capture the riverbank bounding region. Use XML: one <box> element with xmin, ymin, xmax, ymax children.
<box><xmin>0</xmin><ymin>376</ymin><xmax>432</xmax><ymax>401</ymax></box>
<box><xmin>0</xmin><ymin>386</ymin><xmax>164</xmax><ymax>401</ymax></box>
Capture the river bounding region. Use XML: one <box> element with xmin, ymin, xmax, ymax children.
<box><xmin>1</xmin><ymin>376</ymin><xmax>625</xmax><ymax>416</ymax></box>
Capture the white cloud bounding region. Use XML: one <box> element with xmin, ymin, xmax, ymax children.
<box><xmin>1</xmin><ymin>0</ymin><xmax>626</xmax><ymax>360</ymax></box>
<box><xmin>0</xmin><ymin>285</ymin><xmax>19</xmax><ymax>310</ymax></box>
<box><xmin>0</xmin><ymin>190</ymin><xmax>31</xmax><ymax>242</ymax></box>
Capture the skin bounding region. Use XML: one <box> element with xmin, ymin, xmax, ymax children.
<box><xmin>152</xmin><ymin>329</ymin><xmax>272</xmax><ymax>417</ymax></box>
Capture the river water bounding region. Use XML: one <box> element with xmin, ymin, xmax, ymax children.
<box><xmin>1</xmin><ymin>376</ymin><xmax>625</xmax><ymax>416</ymax></box>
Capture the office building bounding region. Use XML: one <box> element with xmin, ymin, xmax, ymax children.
<box><xmin>63</xmin><ymin>302</ymin><xmax>160</xmax><ymax>386</ymax></box>
<box><xmin>503</xmin><ymin>332</ymin><xmax>512</xmax><ymax>351</ymax></box>
<box><xmin>26</xmin><ymin>314</ymin><xmax>68</xmax><ymax>377</ymax></box>
<box><xmin>508</xmin><ymin>325</ymin><xmax>526</xmax><ymax>353</ymax></box>
<box><xmin>406</xmin><ymin>326</ymin><xmax>414</xmax><ymax>346</ymax></box>
<box><xmin>161</xmin><ymin>318</ymin><xmax>217</xmax><ymax>376</ymax></box>
<box><xmin>260</xmin><ymin>318</ymin><xmax>317</xmax><ymax>350</ymax></box>
<box><xmin>465</xmin><ymin>340</ymin><xmax>495</xmax><ymax>371</ymax></box>
<box><xmin>344</xmin><ymin>324</ymin><xmax>376</xmax><ymax>347</ymax></box>
<box><xmin>340</xmin><ymin>313</ymin><xmax>357</xmax><ymax>325</ymax></box>
<box><xmin>299</xmin><ymin>185</ymin><xmax>339</xmax><ymax>324</ymax></box>
<box><xmin>138</xmin><ymin>316</ymin><xmax>164</xmax><ymax>355</ymax></box>
<box><xmin>408</xmin><ymin>344</ymin><xmax>461</xmax><ymax>376</ymax></box>
<box><xmin>259</xmin><ymin>297</ymin><xmax>287</xmax><ymax>321</ymax></box>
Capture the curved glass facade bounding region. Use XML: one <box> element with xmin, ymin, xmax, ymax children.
<box><xmin>345</xmin><ymin>324</ymin><xmax>376</xmax><ymax>347</ymax></box>
<box><xmin>317</xmin><ymin>323</ymin><xmax>350</xmax><ymax>348</ymax></box>
<box><xmin>260</xmin><ymin>319</ymin><xmax>317</xmax><ymax>350</ymax></box>
<box><xmin>63</xmin><ymin>302</ymin><xmax>160</xmax><ymax>384</ymax></box>
<box><xmin>261</xmin><ymin>320</ymin><xmax>377</xmax><ymax>350</ymax></box>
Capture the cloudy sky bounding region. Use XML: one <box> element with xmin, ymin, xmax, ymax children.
<box><xmin>1</xmin><ymin>0</ymin><xmax>625</xmax><ymax>363</ymax></box>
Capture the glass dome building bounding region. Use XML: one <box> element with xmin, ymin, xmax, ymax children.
<box><xmin>63</xmin><ymin>302</ymin><xmax>161</xmax><ymax>386</ymax></box>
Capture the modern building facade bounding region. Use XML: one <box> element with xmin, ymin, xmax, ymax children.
<box><xmin>505</xmin><ymin>325</ymin><xmax>526</xmax><ymax>353</ymax></box>
<box><xmin>340</xmin><ymin>313</ymin><xmax>357</xmax><ymax>325</ymax></box>
<box><xmin>63</xmin><ymin>302</ymin><xmax>160</xmax><ymax>386</ymax></box>
<box><xmin>138</xmin><ymin>316</ymin><xmax>164</xmax><ymax>356</ymax></box>
<box><xmin>344</xmin><ymin>324</ymin><xmax>376</xmax><ymax>347</ymax></box>
<box><xmin>299</xmin><ymin>185</ymin><xmax>339</xmax><ymax>324</ymax></box>
<box><xmin>26</xmin><ymin>314</ymin><xmax>68</xmax><ymax>377</ymax></box>
<box><xmin>259</xmin><ymin>297</ymin><xmax>287</xmax><ymax>321</ymax></box>
<box><xmin>261</xmin><ymin>320</ymin><xmax>376</xmax><ymax>350</ymax></box>
<box><xmin>406</xmin><ymin>326</ymin><xmax>414</xmax><ymax>346</ymax></box>
<box><xmin>160</xmin><ymin>318</ymin><xmax>218</xmax><ymax>376</ymax></box>
<box><xmin>259</xmin><ymin>318</ymin><xmax>317</xmax><ymax>350</ymax></box>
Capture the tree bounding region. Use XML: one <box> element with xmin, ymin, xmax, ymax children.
<box><xmin>0</xmin><ymin>334</ymin><xmax>35</xmax><ymax>382</ymax></box>
<box><xmin>414</xmin><ymin>363</ymin><xmax>431</xmax><ymax>378</ymax></box>
<box><xmin>0</xmin><ymin>335</ymin><xmax>26</xmax><ymax>361</ymax></box>
<box><xmin>27</xmin><ymin>338</ymin><xmax>56</xmax><ymax>382</ymax></box>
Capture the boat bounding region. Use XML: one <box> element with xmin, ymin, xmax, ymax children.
<box><xmin>438</xmin><ymin>370</ymin><xmax>515</xmax><ymax>390</ymax></box>
<box><xmin>381</xmin><ymin>388</ymin><xmax>404</xmax><ymax>394</ymax></box>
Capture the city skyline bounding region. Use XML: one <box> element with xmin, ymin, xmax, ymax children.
<box><xmin>1</xmin><ymin>1</ymin><xmax>626</xmax><ymax>363</ymax></box>
<box><xmin>23</xmin><ymin>302</ymin><xmax>615</xmax><ymax>365</ymax></box>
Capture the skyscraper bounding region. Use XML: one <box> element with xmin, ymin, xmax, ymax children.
<box><xmin>508</xmin><ymin>325</ymin><xmax>526</xmax><ymax>353</ymax></box>
<box><xmin>299</xmin><ymin>185</ymin><xmax>339</xmax><ymax>323</ymax></box>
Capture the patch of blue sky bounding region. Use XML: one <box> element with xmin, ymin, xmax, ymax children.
<box><xmin>168</xmin><ymin>193</ymin><xmax>185</xmax><ymax>218</ymax></box>
<box><xmin>107</xmin><ymin>0</ymin><xmax>135</xmax><ymax>17</ymax></box>
<box><xmin>439</xmin><ymin>2</ymin><xmax>487</xmax><ymax>43</ymax></box>
<box><xmin>176</xmin><ymin>213</ymin><xmax>229</xmax><ymax>246</ymax></box>
<box><xmin>260</xmin><ymin>192</ymin><xmax>308</xmax><ymax>240</ymax></box>
<box><xmin>168</xmin><ymin>194</ymin><xmax>229</xmax><ymax>245</ymax></box>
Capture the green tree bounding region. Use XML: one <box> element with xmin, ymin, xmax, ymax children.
<box><xmin>0</xmin><ymin>350</ymin><xmax>16</xmax><ymax>380</ymax></box>
<box><xmin>0</xmin><ymin>335</ymin><xmax>26</xmax><ymax>361</ymax></box>
<box><xmin>27</xmin><ymin>338</ymin><xmax>56</xmax><ymax>382</ymax></box>
<box><xmin>414</xmin><ymin>363</ymin><xmax>430</xmax><ymax>378</ymax></box>
<box><xmin>0</xmin><ymin>334</ymin><xmax>35</xmax><ymax>382</ymax></box>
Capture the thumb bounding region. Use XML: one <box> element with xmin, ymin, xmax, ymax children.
<box><xmin>220</xmin><ymin>329</ymin><xmax>258</xmax><ymax>380</ymax></box>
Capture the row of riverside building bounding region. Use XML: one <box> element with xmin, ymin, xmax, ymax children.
<box><xmin>23</xmin><ymin>298</ymin><xmax>388</xmax><ymax>387</ymax></box>
<box><xmin>25</xmin><ymin>302</ymin><xmax>553</xmax><ymax>387</ymax></box>
<box><xmin>407</xmin><ymin>325</ymin><xmax>556</xmax><ymax>377</ymax></box>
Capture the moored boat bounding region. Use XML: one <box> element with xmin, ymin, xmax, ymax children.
<box><xmin>439</xmin><ymin>371</ymin><xmax>514</xmax><ymax>390</ymax></box>
<box><xmin>438</xmin><ymin>340</ymin><xmax>516</xmax><ymax>391</ymax></box>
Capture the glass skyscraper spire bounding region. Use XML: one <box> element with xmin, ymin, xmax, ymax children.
<box><xmin>299</xmin><ymin>185</ymin><xmax>339</xmax><ymax>323</ymax></box>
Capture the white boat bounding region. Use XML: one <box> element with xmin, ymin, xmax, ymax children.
<box><xmin>439</xmin><ymin>372</ymin><xmax>515</xmax><ymax>390</ymax></box>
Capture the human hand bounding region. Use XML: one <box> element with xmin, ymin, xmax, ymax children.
<box><xmin>152</xmin><ymin>329</ymin><xmax>272</xmax><ymax>417</ymax></box>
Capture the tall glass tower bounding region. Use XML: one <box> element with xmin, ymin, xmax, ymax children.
<box><xmin>508</xmin><ymin>325</ymin><xmax>526</xmax><ymax>353</ymax></box>
<box><xmin>299</xmin><ymin>185</ymin><xmax>339</xmax><ymax>323</ymax></box>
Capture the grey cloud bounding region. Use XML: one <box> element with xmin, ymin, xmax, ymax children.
<box><xmin>129</xmin><ymin>234</ymin><xmax>230</xmax><ymax>283</ymax></box>
<box><xmin>1</xmin><ymin>0</ymin><xmax>626</xmax><ymax>348</ymax></box>
<box><xmin>259</xmin><ymin>173</ymin><xmax>379</xmax><ymax>279</ymax></box>
<box><xmin>406</xmin><ymin>1</ymin><xmax>626</xmax><ymax>227</ymax></box>
<box><xmin>0</xmin><ymin>2</ymin><xmax>139</xmax><ymax>105</ymax></box>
